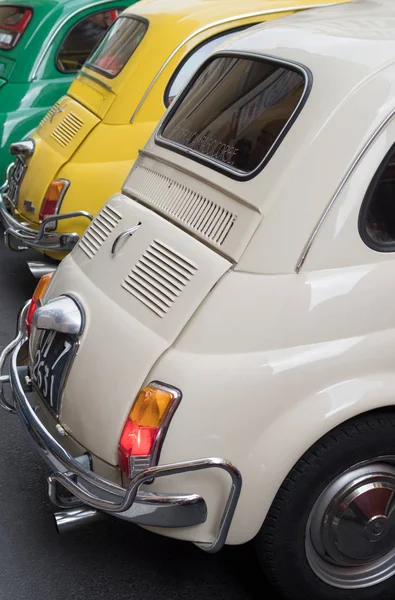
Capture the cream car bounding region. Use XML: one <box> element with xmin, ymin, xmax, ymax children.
<box><xmin>4</xmin><ymin>1</ymin><xmax>395</xmax><ymax>598</ymax></box>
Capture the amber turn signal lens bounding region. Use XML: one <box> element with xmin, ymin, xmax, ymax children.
<box><xmin>32</xmin><ymin>272</ymin><xmax>54</xmax><ymax>303</ymax></box>
<box><xmin>39</xmin><ymin>179</ymin><xmax>68</xmax><ymax>222</ymax></box>
<box><xmin>129</xmin><ymin>386</ymin><xmax>175</xmax><ymax>428</ymax></box>
<box><xmin>26</xmin><ymin>272</ymin><xmax>54</xmax><ymax>336</ymax></box>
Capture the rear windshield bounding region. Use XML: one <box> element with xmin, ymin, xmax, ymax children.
<box><xmin>0</xmin><ymin>6</ymin><xmax>32</xmax><ymax>50</ymax></box>
<box><xmin>159</xmin><ymin>55</ymin><xmax>308</xmax><ymax>177</ymax></box>
<box><xmin>86</xmin><ymin>15</ymin><xmax>147</xmax><ymax>78</ymax></box>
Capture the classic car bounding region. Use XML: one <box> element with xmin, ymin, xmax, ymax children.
<box><xmin>4</xmin><ymin>0</ymin><xmax>395</xmax><ymax>599</ymax></box>
<box><xmin>0</xmin><ymin>0</ymin><xmax>134</xmax><ymax>181</ymax></box>
<box><xmin>0</xmin><ymin>0</ymin><xmax>346</xmax><ymax>271</ymax></box>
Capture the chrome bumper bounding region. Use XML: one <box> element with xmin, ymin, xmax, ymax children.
<box><xmin>0</xmin><ymin>167</ymin><xmax>92</xmax><ymax>253</ymax></box>
<box><xmin>0</xmin><ymin>303</ymin><xmax>242</xmax><ymax>552</ymax></box>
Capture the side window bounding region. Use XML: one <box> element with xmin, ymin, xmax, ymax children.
<box><xmin>164</xmin><ymin>26</ymin><xmax>254</xmax><ymax>106</ymax></box>
<box><xmin>56</xmin><ymin>9</ymin><xmax>123</xmax><ymax>73</ymax></box>
<box><xmin>359</xmin><ymin>144</ymin><xmax>395</xmax><ymax>251</ymax></box>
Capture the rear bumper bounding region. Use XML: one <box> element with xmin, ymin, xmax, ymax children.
<box><xmin>0</xmin><ymin>167</ymin><xmax>92</xmax><ymax>253</ymax></box>
<box><xmin>0</xmin><ymin>302</ymin><xmax>242</xmax><ymax>552</ymax></box>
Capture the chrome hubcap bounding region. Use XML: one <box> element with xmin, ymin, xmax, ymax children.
<box><xmin>306</xmin><ymin>461</ymin><xmax>395</xmax><ymax>589</ymax></box>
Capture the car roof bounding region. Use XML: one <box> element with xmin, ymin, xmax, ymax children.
<box><xmin>220</xmin><ymin>0</ymin><xmax>395</xmax><ymax>75</ymax></box>
<box><xmin>126</xmin><ymin>0</ymin><xmax>348</xmax><ymax>25</ymax></box>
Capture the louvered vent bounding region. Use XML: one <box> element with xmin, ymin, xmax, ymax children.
<box><xmin>39</xmin><ymin>101</ymin><xmax>62</xmax><ymax>128</ymax></box>
<box><xmin>79</xmin><ymin>205</ymin><xmax>122</xmax><ymax>259</ymax></box>
<box><xmin>122</xmin><ymin>240</ymin><xmax>198</xmax><ymax>318</ymax></box>
<box><xmin>51</xmin><ymin>112</ymin><xmax>84</xmax><ymax>148</ymax></box>
<box><xmin>130</xmin><ymin>165</ymin><xmax>237</xmax><ymax>246</ymax></box>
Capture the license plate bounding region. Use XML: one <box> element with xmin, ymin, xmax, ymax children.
<box><xmin>5</xmin><ymin>156</ymin><xmax>27</xmax><ymax>207</ymax></box>
<box><xmin>31</xmin><ymin>330</ymin><xmax>77</xmax><ymax>415</ymax></box>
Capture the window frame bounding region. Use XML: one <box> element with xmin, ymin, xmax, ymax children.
<box><xmin>0</xmin><ymin>4</ymin><xmax>33</xmax><ymax>52</ymax></box>
<box><xmin>84</xmin><ymin>13</ymin><xmax>149</xmax><ymax>79</ymax></box>
<box><xmin>359</xmin><ymin>141</ymin><xmax>395</xmax><ymax>252</ymax></box>
<box><xmin>156</xmin><ymin>51</ymin><xmax>312</xmax><ymax>182</ymax></box>
<box><xmin>54</xmin><ymin>7</ymin><xmax>129</xmax><ymax>76</ymax></box>
<box><xmin>163</xmin><ymin>24</ymin><xmax>258</xmax><ymax>108</ymax></box>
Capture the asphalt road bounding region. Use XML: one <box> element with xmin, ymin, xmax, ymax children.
<box><xmin>0</xmin><ymin>237</ymin><xmax>276</xmax><ymax>600</ymax></box>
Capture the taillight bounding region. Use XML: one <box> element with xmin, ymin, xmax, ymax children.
<box><xmin>0</xmin><ymin>7</ymin><xmax>33</xmax><ymax>50</ymax></box>
<box><xmin>26</xmin><ymin>272</ymin><xmax>54</xmax><ymax>337</ymax></box>
<box><xmin>118</xmin><ymin>383</ymin><xmax>181</xmax><ymax>479</ymax></box>
<box><xmin>39</xmin><ymin>179</ymin><xmax>69</xmax><ymax>224</ymax></box>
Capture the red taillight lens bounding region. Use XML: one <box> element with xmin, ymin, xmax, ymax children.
<box><xmin>0</xmin><ymin>8</ymin><xmax>32</xmax><ymax>50</ymax></box>
<box><xmin>39</xmin><ymin>179</ymin><xmax>68</xmax><ymax>223</ymax></box>
<box><xmin>118</xmin><ymin>384</ymin><xmax>180</xmax><ymax>479</ymax></box>
<box><xmin>26</xmin><ymin>272</ymin><xmax>54</xmax><ymax>337</ymax></box>
<box><xmin>25</xmin><ymin>299</ymin><xmax>37</xmax><ymax>338</ymax></box>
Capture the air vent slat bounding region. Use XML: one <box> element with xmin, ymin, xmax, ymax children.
<box><xmin>141</xmin><ymin>254</ymin><xmax>186</xmax><ymax>287</ymax></box>
<box><xmin>130</xmin><ymin>165</ymin><xmax>236</xmax><ymax>246</ymax></box>
<box><xmin>78</xmin><ymin>205</ymin><xmax>122</xmax><ymax>259</ymax></box>
<box><xmin>39</xmin><ymin>101</ymin><xmax>61</xmax><ymax>128</ymax></box>
<box><xmin>139</xmin><ymin>256</ymin><xmax>184</xmax><ymax>292</ymax></box>
<box><xmin>98</xmin><ymin>212</ymin><xmax>119</xmax><ymax>230</ymax></box>
<box><xmin>95</xmin><ymin>217</ymin><xmax>113</xmax><ymax>235</ymax></box>
<box><xmin>131</xmin><ymin>266</ymin><xmax>180</xmax><ymax>302</ymax></box>
<box><xmin>121</xmin><ymin>280</ymin><xmax>166</xmax><ymax>318</ymax></box>
<box><xmin>146</xmin><ymin>248</ymin><xmax>192</xmax><ymax>283</ymax></box>
<box><xmin>79</xmin><ymin>239</ymin><xmax>95</xmax><ymax>259</ymax></box>
<box><xmin>122</xmin><ymin>239</ymin><xmax>197</xmax><ymax>317</ymax></box>
<box><xmin>128</xmin><ymin>273</ymin><xmax>174</xmax><ymax>307</ymax></box>
<box><xmin>51</xmin><ymin>112</ymin><xmax>84</xmax><ymax>148</ymax></box>
<box><xmin>151</xmin><ymin>240</ymin><xmax>197</xmax><ymax>276</ymax></box>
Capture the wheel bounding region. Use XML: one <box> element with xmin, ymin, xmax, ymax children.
<box><xmin>255</xmin><ymin>410</ymin><xmax>395</xmax><ymax>600</ymax></box>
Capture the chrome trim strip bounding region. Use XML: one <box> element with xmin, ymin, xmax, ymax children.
<box><xmin>75</xmin><ymin>70</ymin><xmax>113</xmax><ymax>92</ymax></box>
<box><xmin>130</xmin><ymin>2</ymin><xmax>340</xmax><ymax>123</ymax></box>
<box><xmin>296</xmin><ymin>108</ymin><xmax>395</xmax><ymax>272</ymax></box>
<box><xmin>0</xmin><ymin>307</ymin><xmax>242</xmax><ymax>550</ymax></box>
<box><xmin>0</xmin><ymin>301</ymin><xmax>30</xmax><ymax>413</ymax></box>
<box><xmin>30</xmin><ymin>0</ymin><xmax>122</xmax><ymax>82</ymax></box>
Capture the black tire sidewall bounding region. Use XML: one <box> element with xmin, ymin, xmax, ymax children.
<box><xmin>256</xmin><ymin>413</ymin><xmax>395</xmax><ymax>600</ymax></box>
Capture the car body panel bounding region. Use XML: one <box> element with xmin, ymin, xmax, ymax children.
<box><xmin>6</xmin><ymin>0</ymin><xmax>347</xmax><ymax>258</ymax></box>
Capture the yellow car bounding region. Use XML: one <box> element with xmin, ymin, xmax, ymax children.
<box><xmin>0</xmin><ymin>0</ymin><xmax>347</xmax><ymax>266</ymax></box>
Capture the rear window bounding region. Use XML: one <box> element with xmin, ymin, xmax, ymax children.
<box><xmin>56</xmin><ymin>9</ymin><xmax>123</xmax><ymax>74</ymax></box>
<box><xmin>158</xmin><ymin>55</ymin><xmax>309</xmax><ymax>178</ymax></box>
<box><xmin>86</xmin><ymin>15</ymin><xmax>148</xmax><ymax>78</ymax></box>
<box><xmin>0</xmin><ymin>6</ymin><xmax>32</xmax><ymax>50</ymax></box>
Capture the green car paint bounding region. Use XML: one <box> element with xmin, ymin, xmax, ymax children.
<box><xmin>0</xmin><ymin>0</ymin><xmax>136</xmax><ymax>180</ymax></box>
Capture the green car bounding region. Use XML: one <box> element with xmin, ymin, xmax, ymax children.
<box><xmin>0</xmin><ymin>0</ymin><xmax>135</xmax><ymax>180</ymax></box>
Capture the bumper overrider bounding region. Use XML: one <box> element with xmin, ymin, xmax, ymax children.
<box><xmin>0</xmin><ymin>302</ymin><xmax>242</xmax><ymax>552</ymax></box>
<box><xmin>0</xmin><ymin>163</ymin><xmax>93</xmax><ymax>253</ymax></box>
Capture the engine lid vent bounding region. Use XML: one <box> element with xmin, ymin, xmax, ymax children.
<box><xmin>51</xmin><ymin>112</ymin><xmax>84</xmax><ymax>148</ymax></box>
<box><xmin>129</xmin><ymin>165</ymin><xmax>237</xmax><ymax>246</ymax></box>
<box><xmin>79</xmin><ymin>205</ymin><xmax>122</xmax><ymax>259</ymax></box>
<box><xmin>122</xmin><ymin>239</ymin><xmax>198</xmax><ymax>318</ymax></box>
<box><xmin>39</xmin><ymin>101</ymin><xmax>62</xmax><ymax>128</ymax></box>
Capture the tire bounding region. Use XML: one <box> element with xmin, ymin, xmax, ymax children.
<box><xmin>254</xmin><ymin>410</ymin><xmax>395</xmax><ymax>600</ymax></box>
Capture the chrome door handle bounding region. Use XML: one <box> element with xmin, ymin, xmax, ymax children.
<box><xmin>111</xmin><ymin>223</ymin><xmax>141</xmax><ymax>256</ymax></box>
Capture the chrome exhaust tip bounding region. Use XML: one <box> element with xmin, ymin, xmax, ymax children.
<box><xmin>54</xmin><ymin>507</ymin><xmax>105</xmax><ymax>534</ymax></box>
<box><xmin>27</xmin><ymin>261</ymin><xmax>57</xmax><ymax>278</ymax></box>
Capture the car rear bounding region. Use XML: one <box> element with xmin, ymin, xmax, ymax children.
<box><xmin>4</xmin><ymin>12</ymin><xmax>148</xmax><ymax>233</ymax></box>
<box><xmin>1</xmin><ymin>46</ymin><xmax>311</xmax><ymax>543</ymax></box>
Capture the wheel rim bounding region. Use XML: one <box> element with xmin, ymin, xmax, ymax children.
<box><xmin>305</xmin><ymin>461</ymin><xmax>395</xmax><ymax>589</ymax></box>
